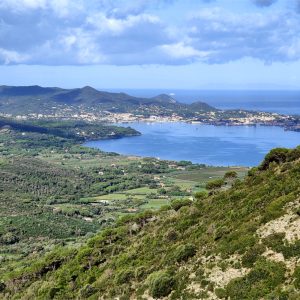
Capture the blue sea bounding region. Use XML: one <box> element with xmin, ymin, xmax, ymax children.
<box><xmin>108</xmin><ymin>89</ymin><xmax>300</xmax><ymax>115</ymax></box>
<box><xmin>85</xmin><ymin>122</ymin><xmax>300</xmax><ymax>167</ymax></box>
<box><xmin>88</xmin><ymin>90</ymin><xmax>300</xmax><ymax>166</ymax></box>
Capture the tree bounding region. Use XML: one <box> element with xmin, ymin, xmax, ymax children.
<box><xmin>205</xmin><ymin>178</ymin><xmax>225</xmax><ymax>190</ymax></box>
<box><xmin>224</xmin><ymin>171</ymin><xmax>238</xmax><ymax>180</ymax></box>
<box><xmin>260</xmin><ymin>148</ymin><xmax>290</xmax><ymax>170</ymax></box>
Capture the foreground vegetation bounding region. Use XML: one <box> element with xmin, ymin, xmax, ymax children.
<box><xmin>2</xmin><ymin>146</ymin><xmax>299</xmax><ymax>299</ymax></box>
<box><xmin>1</xmin><ymin>118</ymin><xmax>300</xmax><ymax>298</ymax></box>
<box><xmin>0</xmin><ymin>117</ymin><xmax>248</xmax><ymax>299</ymax></box>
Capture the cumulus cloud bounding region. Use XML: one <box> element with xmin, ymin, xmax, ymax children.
<box><xmin>186</xmin><ymin>7</ymin><xmax>300</xmax><ymax>63</ymax></box>
<box><xmin>0</xmin><ymin>0</ymin><xmax>300</xmax><ymax>65</ymax></box>
<box><xmin>0</xmin><ymin>48</ymin><xmax>29</xmax><ymax>64</ymax></box>
<box><xmin>159</xmin><ymin>42</ymin><xmax>211</xmax><ymax>62</ymax></box>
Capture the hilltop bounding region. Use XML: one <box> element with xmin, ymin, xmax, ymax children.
<box><xmin>0</xmin><ymin>85</ymin><xmax>214</xmax><ymax>115</ymax></box>
<box><xmin>1</xmin><ymin>145</ymin><xmax>300</xmax><ymax>299</ymax></box>
<box><xmin>1</xmin><ymin>85</ymin><xmax>299</xmax><ymax>132</ymax></box>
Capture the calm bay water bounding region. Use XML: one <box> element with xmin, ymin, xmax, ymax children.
<box><xmin>85</xmin><ymin>122</ymin><xmax>300</xmax><ymax>167</ymax></box>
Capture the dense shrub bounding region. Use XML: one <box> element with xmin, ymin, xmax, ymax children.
<box><xmin>293</xmin><ymin>266</ymin><xmax>300</xmax><ymax>289</ymax></box>
<box><xmin>215</xmin><ymin>287</ymin><xmax>227</xmax><ymax>299</ymax></box>
<box><xmin>4</xmin><ymin>142</ymin><xmax>300</xmax><ymax>299</ymax></box>
<box><xmin>194</xmin><ymin>191</ymin><xmax>208</xmax><ymax>201</ymax></box>
<box><xmin>1</xmin><ymin>232</ymin><xmax>19</xmax><ymax>245</ymax></box>
<box><xmin>172</xmin><ymin>244</ymin><xmax>196</xmax><ymax>263</ymax></box>
<box><xmin>288</xmin><ymin>146</ymin><xmax>300</xmax><ymax>162</ymax></box>
<box><xmin>241</xmin><ymin>244</ymin><xmax>266</xmax><ymax>268</ymax></box>
<box><xmin>48</xmin><ymin>287</ymin><xmax>60</xmax><ymax>299</ymax></box>
<box><xmin>205</xmin><ymin>178</ymin><xmax>225</xmax><ymax>190</ymax></box>
<box><xmin>281</xmin><ymin>240</ymin><xmax>300</xmax><ymax>259</ymax></box>
<box><xmin>224</xmin><ymin>171</ymin><xmax>238</xmax><ymax>179</ymax></box>
<box><xmin>148</xmin><ymin>271</ymin><xmax>174</xmax><ymax>298</ymax></box>
<box><xmin>135</xmin><ymin>266</ymin><xmax>147</xmax><ymax>280</ymax></box>
<box><xmin>224</xmin><ymin>259</ymin><xmax>286</xmax><ymax>299</ymax></box>
<box><xmin>115</xmin><ymin>269</ymin><xmax>134</xmax><ymax>284</ymax></box>
<box><xmin>264</xmin><ymin>234</ymin><xmax>300</xmax><ymax>259</ymax></box>
<box><xmin>214</xmin><ymin>226</ymin><xmax>230</xmax><ymax>241</ymax></box>
<box><xmin>164</xmin><ymin>229</ymin><xmax>178</xmax><ymax>242</ymax></box>
<box><xmin>261</xmin><ymin>232</ymin><xmax>300</xmax><ymax>259</ymax></box>
<box><xmin>262</xmin><ymin>233</ymin><xmax>285</xmax><ymax>253</ymax></box>
<box><xmin>170</xmin><ymin>199</ymin><xmax>192</xmax><ymax>211</ymax></box>
<box><xmin>260</xmin><ymin>148</ymin><xmax>290</xmax><ymax>170</ymax></box>
<box><xmin>79</xmin><ymin>284</ymin><xmax>97</xmax><ymax>298</ymax></box>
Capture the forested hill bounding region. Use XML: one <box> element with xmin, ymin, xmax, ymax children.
<box><xmin>0</xmin><ymin>117</ymin><xmax>140</xmax><ymax>141</ymax></box>
<box><xmin>2</xmin><ymin>147</ymin><xmax>300</xmax><ymax>299</ymax></box>
<box><xmin>0</xmin><ymin>85</ymin><xmax>216</xmax><ymax>115</ymax></box>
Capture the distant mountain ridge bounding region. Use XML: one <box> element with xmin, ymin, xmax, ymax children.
<box><xmin>0</xmin><ymin>85</ymin><xmax>217</xmax><ymax>115</ymax></box>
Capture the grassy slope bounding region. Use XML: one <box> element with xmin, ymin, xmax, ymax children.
<box><xmin>2</xmin><ymin>148</ymin><xmax>300</xmax><ymax>299</ymax></box>
<box><xmin>0</xmin><ymin>119</ymin><xmax>247</xmax><ymax>299</ymax></box>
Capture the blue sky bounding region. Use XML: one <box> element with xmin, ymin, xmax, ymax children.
<box><xmin>0</xmin><ymin>0</ymin><xmax>300</xmax><ymax>89</ymax></box>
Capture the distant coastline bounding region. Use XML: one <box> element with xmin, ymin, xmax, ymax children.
<box><xmin>0</xmin><ymin>85</ymin><xmax>300</xmax><ymax>133</ymax></box>
<box><xmin>2</xmin><ymin>110</ymin><xmax>300</xmax><ymax>133</ymax></box>
<box><xmin>99</xmin><ymin>112</ymin><xmax>300</xmax><ymax>133</ymax></box>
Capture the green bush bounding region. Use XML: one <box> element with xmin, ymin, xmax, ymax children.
<box><xmin>170</xmin><ymin>199</ymin><xmax>192</xmax><ymax>211</ymax></box>
<box><xmin>164</xmin><ymin>229</ymin><xmax>178</xmax><ymax>242</ymax></box>
<box><xmin>281</xmin><ymin>240</ymin><xmax>300</xmax><ymax>259</ymax></box>
<box><xmin>135</xmin><ymin>266</ymin><xmax>147</xmax><ymax>280</ymax></box>
<box><xmin>215</xmin><ymin>287</ymin><xmax>227</xmax><ymax>298</ymax></box>
<box><xmin>194</xmin><ymin>191</ymin><xmax>208</xmax><ymax>201</ymax></box>
<box><xmin>224</xmin><ymin>171</ymin><xmax>238</xmax><ymax>179</ymax></box>
<box><xmin>263</xmin><ymin>194</ymin><xmax>294</xmax><ymax>222</ymax></box>
<box><xmin>262</xmin><ymin>232</ymin><xmax>285</xmax><ymax>253</ymax></box>
<box><xmin>148</xmin><ymin>271</ymin><xmax>174</xmax><ymax>298</ymax></box>
<box><xmin>214</xmin><ymin>226</ymin><xmax>230</xmax><ymax>241</ymax></box>
<box><xmin>115</xmin><ymin>269</ymin><xmax>134</xmax><ymax>284</ymax></box>
<box><xmin>205</xmin><ymin>179</ymin><xmax>225</xmax><ymax>190</ymax></box>
<box><xmin>1</xmin><ymin>232</ymin><xmax>19</xmax><ymax>245</ymax></box>
<box><xmin>225</xmin><ymin>259</ymin><xmax>286</xmax><ymax>299</ymax></box>
<box><xmin>79</xmin><ymin>284</ymin><xmax>97</xmax><ymax>298</ymax></box>
<box><xmin>293</xmin><ymin>266</ymin><xmax>300</xmax><ymax>289</ymax></box>
<box><xmin>48</xmin><ymin>287</ymin><xmax>60</xmax><ymax>299</ymax></box>
<box><xmin>241</xmin><ymin>244</ymin><xmax>265</xmax><ymax>268</ymax></box>
<box><xmin>260</xmin><ymin>148</ymin><xmax>290</xmax><ymax>170</ymax></box>
<box><xmin>172</xmin><ymin>244</ymin><xmax>196</xmax><ymax>263</ymax></box>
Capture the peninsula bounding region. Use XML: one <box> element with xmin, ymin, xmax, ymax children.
<box><xmin>0</xmin><ymin>85</ymin><xmax>299</xmax><ymax>132</ymax></box>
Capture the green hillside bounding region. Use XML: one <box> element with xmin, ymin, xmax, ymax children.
<box><xmin>1</xmin><ymin>146</ymin><xmax>300</xmax><ymax>299</ymax></box>
<box><xmin>0</xmin><ymin>85</ymin><xmax>216</xmax><ymax>115</ymax></box>
<box><xmin>0</xmin><ymin>117</ymin><xmax>249</xmax><ymax>300</ymax></box>
<box><xmin>0</xmin><ymin>86</ymin><xmax>218</xmax><ymax>118</ymax></box>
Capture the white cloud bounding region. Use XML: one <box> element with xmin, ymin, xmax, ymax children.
<box><xmin>160</xmin><ymin>42</ymin><xmax>210</xmax><ymax>61</ymax></box>
<box><xmin>0</xmin><ymin>1</ymin><xmax>300</xmax><ymax>65</ymax></box>
<box><xmin>279</xmin><ymin>39</ymin><xmax>300</xmax><ymax>60</ymax></box>
<box><xmin>0</xmin><ymin>48</ymin><xmax>29</xmax><ymax>64</ymax></box>
<box><xmin>187</xmin><ymin>8</ymin><xmax>300</xmax><ymax>63</ymax></box>
<box><xmin>86</xmin><ymin>13</ymin><xmax>161</xmax><ymax>36</ymax></box>
<box><xmin>0</xmin><ymin>0</ymin><xmax>47</xmax><ymax>10</ymax></box>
